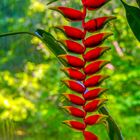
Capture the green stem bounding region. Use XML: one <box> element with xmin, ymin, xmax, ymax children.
<box><xmin>100</xmin><ymin>106</ymin><xmax>124</xmax><ymax>140</ymax></box>
<box><xmin>0</xmin><ymin>31</ymin><xmax>40</xmax><ymax>38</ymax></box>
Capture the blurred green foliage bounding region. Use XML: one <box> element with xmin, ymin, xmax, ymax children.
<box><xmin>0</xmin><ymin>0</ymin><xmax>140</xmax><ymax>140</ymax></box>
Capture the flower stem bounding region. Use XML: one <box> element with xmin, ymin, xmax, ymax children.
<box><xmin>0</xmin><ymin>31</ymin><xmax>39</xmax><ymax>38</ymax></box>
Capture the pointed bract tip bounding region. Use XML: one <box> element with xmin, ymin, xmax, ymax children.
<box><xmin>62</xmin><ymin>120</ymin><xmax>71</xmax><ymax>125</ymax></box>
<box><xmin>108</xmin><ymin>16</ymin><xmax>117</xmax><ymax>20</ymax></box>
<box><xmin>104</xmin><ymin>32</ymin><xmax>113</xmax><ymax>39</ymax></box>
<box><xmin>49</xmin><ymin>6</ymin><xmax>58</xmax><ymax>11</ymax></box>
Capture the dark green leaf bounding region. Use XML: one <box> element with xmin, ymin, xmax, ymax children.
<box><xmin>99</xmin><ymin>107</ymin><xmax>124</xmax><ymax>140</ymax></box>
<box><xmin>47</xmin><ymin>0</ymin><xmax>58</xmax><ymax>5</ymax></box>
<box><xmin>121</xmin><ymin>0</ymin><xmax>140</xmax><ymax>42</ymax></box>
<box><xmin>35</xmin><ymin>29</ymin><xmax>67</xmax><ymax>65</ymax></box>
<box><xmin>136</xmin><ymin>0</ymin><xmax>140</xmax><ymax>8</ymax></box>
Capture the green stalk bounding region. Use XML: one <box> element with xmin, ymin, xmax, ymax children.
<box><xmin>100</xmin><ymin>106</ymin><xmax>124</xmax><ymax>140</ymax></box>
<box><xmin>0</xmin><ymin>31</ymin><xmax>40</xmax><ymax>38</ymax></box>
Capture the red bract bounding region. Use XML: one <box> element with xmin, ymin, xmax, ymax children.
<box><xmin>84</xmin><ymin>33</ymin><xmax>112</xmax><ymax>47</ymax></box>
<box><xmin>62</xmin><ymin>79</ymin><xmax>86</xmax><ymax>93</ymax></box>
<box><xmin>84</xmin><ymin>16</ymin><xmax>116</xmax><ymax>32</ymax></box>
<box><xmin>58</xmin><ymin>54</ymin><xmax>85</xmax><ymax>68</ymax></box>
<box><xmin>52</xmin><ymin>0</ymin><xmax>115</xmax><ymax>139</ymax></box>
<box><xmin>84</xmin><ymin>98</ymin><xmax>107</xmax><ymax>112</ymax></box>
<box><xmin>63</xmin><ymin>93</ymin><xmax>85</xmax><ymax>105</ymax></box>
<box><xmin>51</xmin><ymin>7</ymin><xmax>84</xmax><ymax>21</ymax></box>
<box><xmin>83</xmin><ymin>60</ymin><xmax>109</xmax><ymax>75</ymax></box>
<box><xmin>57</xmin><ymin>26</ymin><xmax>84</xmax><ymax>40</ymax></box>
<box><xmin>63</xmin><ymin>120</ymin><xmax>85</xmax><ymax>131</ymax></box>
<box><xmin>62</xmin><ymin>67</ymin><xmax>86</xmax><ymax>81</ymax></box>
<box><xmin>84</xmin><ymin>47</ymin><xmax>110</xmax><ymax>61</ymax></box>
<box><xmin>83</xmin><ymin>0</ymin><xmax>109</xmax><ymax>10</ymax></box>
<box><xmin>62</xmin><ymin>40</ymin><xmax>85</xmax><ymax>54</ymax></box>
<box><xmin>85</xmin><ymin>114</ymin><xmax>107</xmax><ymax>125</ymax></box>
<box><xmin>83</xmin><ymin>131</ymin><xmax>98</xmax><ymax>140</ymax></box>
<box><xmin>63</xmin><ymin>106</ymin><xmax>85</xmax><ymax>118</ymax></box>
<box><xmin>84</xmin><ymin>75</ymin><xmax>108</xmax><ymax>87</ymax></box>
<box><xmin>84</xmin><ymin>87</ymin><xmax>107</xmax><ymax>101</ymax></box>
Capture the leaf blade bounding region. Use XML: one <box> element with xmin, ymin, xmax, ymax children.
<box><xmin>121</xmin><ymin>0</ymin><xmax>140</xmax><ymax>42</ymax></box>
<box><xmin>35</xmin><ymin>29</ymin><xmax>68</xmax><ymax>65</ymax></box>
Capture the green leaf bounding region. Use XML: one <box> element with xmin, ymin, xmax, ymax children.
<box><xmin>35</xmin><ymin>29</ymin><xmax>67</xmax><ymax>65</ymax></box>
<box><xmin>100</xmin><ymin>107</ymin><xmax>124</xmax><ymax>140</ymax></box>
<box><xmin>136</xmin><ymin>0</ymin><xmax>140</xmax><ymax>8</ymax></box>
<box><xmin>121</xmin><ymin>0</ymin><xmax>140</xmax><ymax>42</ymax></box>
<box><xmin>47</xmin><ymin>0</ymin><xmax>58</xmax><ymax>5</ymax></box>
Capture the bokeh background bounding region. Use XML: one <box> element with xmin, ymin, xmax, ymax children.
<box><xmin>0</xmin><ymin>0</ymin><xmax>140</xmax><ymax>140</ymax></box>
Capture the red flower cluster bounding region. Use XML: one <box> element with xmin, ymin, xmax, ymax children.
<box><xmin>51</xmin><ymin>0</ymin><xmax>115</xmax><ymax>139</ymax></box>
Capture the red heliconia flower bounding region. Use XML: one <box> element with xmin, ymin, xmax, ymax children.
<box><xmin>62</xmin><ymin>79</ymin><xmax>86</xmax><ymax>93</ymax></box>
<box><xmin>84</xmin><ymin>87</ymin><xmax>107</xmax><ymax>101</ymax></box>
<box><xmin>83</xmin><ymin>0</ymin><xmax>109</xmax><ymax>10</ymax></box>
<box><xmin>50</xmin><ymin>7</ymin><xmax>84</xmax><ymax>21</ymax></box>
<box><xmin>83</xmin><ymin>46</ymin><xmax>110</xmax><ymax>61</ymax></box>
<box><xmin>63</xmin><ymin>106</ymin><xmax>85</xmax><ymax>118</ymax></box>
<box><xmin>56</xmin><ymin>26</ymin><xmax>84</xmax><ymax>40</ymax></box>
<box><xmin>84</xmin><ymin>98</ymin><xmax>107</xmax><ymax>112</ymax></box>
<box><xmin>63</xmin><ymin>120</ymin><xmax>86</xmax><ymax>131</ymax></box>
<box><xmin>84</xmin><ymin>75</ymin><xmax>108</xmax><ymax>87</ymax></box>
<box><xmin>84</xmin><ymin>33</ymin><xmax>112</xmax><ymax>47</ymax></box>
<box><xmin>62</xmin><ymin>67</ymin><xmax>86</xmax><ymax>81</ymax></box>
<box><xmin>83</xmin><ymin>131</ymin><xmax>98</xmax><ymax>140</ymax></box>
<box><xmin>83</xmin><ymin>60</ymin><xmax>109</xmax><ymax>75</ymax></box>
<box><xmin>84</xmin><ymin>114</ymin><xmax>107</xmax><ymax>125</ymax></box>
<box><xmin>58</xmin><ymin>54</ymin><xmax>85</xmax><ymax>68</ymax></box>
<box><xmin>84</xmin><ymin>16</ymin><xmax>116</xmax><ymax>32</ymax></box>
<box><xmin>61</xmin><ymin>40</ymin><xmax>85</xmax><ymax>54</ymax></box>
<box><xmin>52</xmin><ymin>0</ymin><xmax>115</xmax><ymax>138</ymax></box>
<box><xmin>63</xmin><ymin>93</ymin><xmax>85</xmax><ymax>105</ymax></box>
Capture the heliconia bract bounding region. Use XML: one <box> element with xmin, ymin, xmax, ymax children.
<box><xmin>84</xmin><ymin>114</ymin><xmax>107</xmax><ymax>125</ymax></box>
<box><xmin>63</xmin><ymin>120</ymin><xmax>85</xmax><ymax>131</ymax></box>
<box><xmin>84</xmin><ymin>87</ymin><xmax>107</xmax><ymax>100</ymax></box>
<box><xmin>59</xmin><ymin>54</ymin><xmax>85</xmax><ymax>68</ymax></box>
<box><xmin>62</xmin><ymin>40</ymin><xmax>85</xmax><ymax>54</ymax></box>
<box><xmin>50</xmin><ymin>0</ymin><xmax>115</xmax><ymax>139</ymax></box>
<box><xmin>83</xmin><ymin>0</ymin><xmax>110</xmax><ymax>10</ymax></box>
<box><xmin>63</xmin><ymin>106</ymin><xmax>85</xmax><ymax>118</ymax></box>
<box><xmin>84</xmin><ymin>33</ymin><xmax>112</xmax><ymax>47</ymax></box>
<box><xmin>63</xmin><ymin>93</ymin><xmax>85</xmax><ymax>105</ymax></box>
<box><xmin>84</xmin><ymin>98</ymin><xmax>107</xmax><ymax>112</ymax></box>
<box><xmin>61</xmin><ymin>67</ymin><xmax>86</xmax><ymax>81</ymax></box>
<box><xmin>84</xmin><ymin>75</ymin><xmax>108</xmax><ymax>87</ymax></box>
<box><xmin>83</xmin><ymin>60</ymin><xmax>109</xmax><ymax>75</ymax></box>
<box><xmin>62</xmin><ymin>79</ymin><xmax>86</xmax><ymax>93</ymax></box>
<box><xmin>50</xmin><ymin>7</ymin><xmax>84</xmax><ymax>21</ymax></box>
<box><xmin>84</xmin><ymin>16</ymin><xmax>116</xmax><ymax>32</ymax></box>
<box><xmin>83</xmin><ymin>46</ymin><xmax>110</xmax><ymax>61</ymax></box>
<box><xmin>83</xmin><ymin>131</ymin><xmax>98</xmax><ymax>140</ymax></box>
<box><xmin>56</xmin><ymin>26</ymin><xmax>84</xmax><ymax>40</ymax></box>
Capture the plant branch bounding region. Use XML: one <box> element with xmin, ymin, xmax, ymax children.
<box><xmin>0</xmin><ymin>31</ymin><xmax>40</xmax><ymax>38</ymax></box>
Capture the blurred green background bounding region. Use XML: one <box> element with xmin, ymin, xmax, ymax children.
<box><xmin>0</xmin><ymin>0</ymin><xmax>140</xmax><ymax>140</ymax></box>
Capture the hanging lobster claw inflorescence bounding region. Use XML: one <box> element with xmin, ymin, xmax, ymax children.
<box><xmin>50</xmin><ymin>0</ymin><xmax>115</xmax><ymax>139</ymax></box>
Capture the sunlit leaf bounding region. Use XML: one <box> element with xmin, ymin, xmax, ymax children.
<box><xmin>121</xmin><ymin>0</ymin><xmax>140</xmax><ymax>42</ymax></box>
<box><xmin>35</xmin><ymin>29</ymin><xmax>67</xmax><ymax>65</ymax></box>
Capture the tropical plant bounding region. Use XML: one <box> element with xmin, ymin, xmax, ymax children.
<box><xmin>0</xmin><ymin>0</ymin><xmax>129</xmax><ymax>140</ymax></box>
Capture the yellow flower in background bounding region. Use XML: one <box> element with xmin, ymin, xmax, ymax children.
<box><xmin>28</xmin><ymin>0</ymin><xmax>46</xmax><ymax>15</ymax></box>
